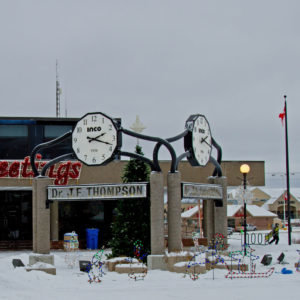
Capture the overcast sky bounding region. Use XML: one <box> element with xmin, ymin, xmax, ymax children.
<box><xmin>0</xmin><ymin>0</ymin><xmax>299</xmax><ymax>177</ymax></box>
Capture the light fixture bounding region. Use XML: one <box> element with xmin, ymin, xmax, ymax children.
<box><xmin>240</xmin><ymin>164</ymin><xmax>250</xmax><ymax>174</ymax></box>
<box><xmin>240</xmin><ymin>163</ymin><xmax>250</xmax><ymax>255</ymax></box>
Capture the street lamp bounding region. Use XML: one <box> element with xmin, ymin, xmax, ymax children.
<box><xmin>240</xmin><ymin>164</ymin><xmax>250</xmax><ymax>255</ymax></box>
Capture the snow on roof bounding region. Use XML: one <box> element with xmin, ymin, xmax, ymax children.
<box><xmin>227</xmin><ymin>204</ymin><xmax>277</xmax><ymax>218</ymax></box>
<box><xmin>227</xmin><ymin>205</ymin><xmax>242</xmax><ymax>217</ymax></box>
<box><xmin>247</xmin><ymin>205</ymin><xmax>277</xmax><ymax>217</ymax></box>
<box><xmin>260</xmin><ymin>187</ymin><xmax>300</xmax><ymax>206</ymax></box>
<box><xmin>183</xmin><ymin>204</ymin><xmax>277</xmax><ymax>219</ymax></box>
<box><xmin>181</xmin><ymin>205</ymin><xmax>199</xmax><ymax>218</ymax></box>
<box><xmin>288</xmin><ymin>188</ymin><xmax>300</xmax><ymax>199</ymax></box>
<box><xmin>258</xmin><ymin>187</ymin><xmax>285</xmax><ymax>199</ymax></box>
<box><xmin>228</xmin><ymin>186</ymin><xmax>300</xmax><ymax>207</ymax></box>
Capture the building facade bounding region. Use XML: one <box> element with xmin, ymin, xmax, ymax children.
<box><xmin>0</xmin><ymin>116</ymin><xmax>265</xmax><ymax>249</ymax></box>
<box><xmin>260</xmin><ymin>188</ymin><xmax>300</xmax><ymax>221</ymax></box>
<box><xmin>227</xmin><ymin>186</ymin><xmax>300</xmax><ymax>229</ymax></box>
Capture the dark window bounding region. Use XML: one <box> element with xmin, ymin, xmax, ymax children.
<box><xmin>44</xmin><ymin>125</ymin><xmax>72</xmax><ymax>138</ymax></box>
<box><xmin>0</xmin><ymin>120</ymin><xmax>77</xmax><ymax>160</ymax></box>
<box><xmin>41</xmin><ymin>125</ymin><xmax>73</xmax><ymax>159</ymax></box>
<box><xmin>0</xmin><ymin>191</ymin><xmax>32</xmax><ymax>240</ymax></box>
<box><xmin>0</xmin><ymin>125</ymin><xmax>29</xmax><ymax>159</ymax></box>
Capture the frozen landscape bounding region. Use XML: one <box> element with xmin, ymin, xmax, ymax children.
<box><xmin>1</xmin><ymin>229</ymin><xmax>300</xmax><ymax>300</ymax></box>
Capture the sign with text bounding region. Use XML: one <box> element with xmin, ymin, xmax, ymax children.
<box><xmin>241</xmin><ymin>232</ymin><xmax>269</xmax><ymax>246</ymax></box>
<box><xmin>48</xmin><ymin>183</ymin><xmax>148</xmax><ymax>201</ymax></box>
<box><xmin>182</xmin><ymin>182</ymin><xmax>223</xmax><ymax>200</ymax></box>
<box><xmin>0</xmin><ymin>155</ymin><xmax>82</xmax><ymax>185</ymax></box>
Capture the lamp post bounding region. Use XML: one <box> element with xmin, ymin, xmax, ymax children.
<box><xmin>240</xmin><ymin>164</ymin><xmax>250</xmax><ymax>255</ymax></box>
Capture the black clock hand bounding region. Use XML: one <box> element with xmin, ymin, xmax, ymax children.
<box><xmin>87</xmin><ymin>134</ymin><xmax>112</xmax><ymax>145</ymax></box>
<box><xmin>88</xmin><ymin>137</ymin><xmax>112</xmax><ymax>145</ymax></box>
<box><xmin>97</xmin><ymin>140</ymin><xmax>112</xmax><ymax>145</ymax></box>
<box><xmin>201</xmin><ymin>136</ymin><xmax>212</xmax><ymax>148</ymax></box>
<box><xmin>87</xmin><ymin>133</ymin><xmax>106</xmax><ymax>143</ymax></box>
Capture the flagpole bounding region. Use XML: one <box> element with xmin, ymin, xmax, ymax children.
<box><xmin>284</xmin><ymin>95</ymin><xmax>292</xmax><ymax>245</ymax></box>
<box><xmin>283</xmin><ymin>190</ymin><xmax>286</xmax><ymax>226</ymax></box>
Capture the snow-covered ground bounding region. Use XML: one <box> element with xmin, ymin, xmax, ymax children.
<box><xmin>1</xmin><ymin>229</ymin><xmax>300</xmax><ymax>300</ymax></box>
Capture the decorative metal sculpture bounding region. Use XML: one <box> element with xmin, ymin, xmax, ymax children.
<box><xmin>209</xmin><ymin>233</ymin><xmax>228</xmax><ymax>252</ymax></box>
<box><xmin>225</xmin><ymin>246</ymin><xmax>274</xmax><ymax>279</ymax></box>
<box><xmin>30</xmin><ymin>112</ymin><xmax>224</xmax><ymax>184</ymax></box>
<box><xmin>296</xmin><ymin>250</ymin><xmax>300</xmax><ymax>272</ymax></box>
<box><xmin>191</xmin><ymin>232</ymin><xmax>203</xmax><ymax>253</ymax></box>
<box><xmin>185</xmin><ymin>233</ymin><xmax>226</xmax><ymax>280</ymax></box>
<box><xmin>184</xmin><ymin>234</ymin><xmax>274</xmax><ymax>280</ymax></box>
<box><xmin>127</xmin><ymin>240</ymin><xmax>148</xmax><ymax>281</ymax></box>
<box><xmin>29</xmin><ymin>112</ymin><xmax>225</xmax><ymax>266</ymax></box>
<box><xmin>87</xmin><ymin>248</ymin><xmax>106</xmax><ymax>283</ymax></box>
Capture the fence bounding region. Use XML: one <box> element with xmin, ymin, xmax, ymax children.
<box><xmin>240</xmin><ymin>232</ymin><xmax>269</xmax><ymax>246</ymax></box>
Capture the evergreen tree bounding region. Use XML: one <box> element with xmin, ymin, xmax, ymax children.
<box><xmin>109</xmin><ymin>145</ymin><xmax>151</xmax><ymax>259</ymax></box>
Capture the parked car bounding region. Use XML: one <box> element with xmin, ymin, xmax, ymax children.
<box><xmin>235</xmin><ymin>224</ymin><xmax>257</xmax><ymax>232</ymax></box>
<box><xmin>227</xmin><ymin>227</ymin><xmax>234</xmax><ymax>235</ymax></box>
<box><xmin>245</xmin><ymin>224</ymin><xmax>257</xmax><ymax>231</ymax></box>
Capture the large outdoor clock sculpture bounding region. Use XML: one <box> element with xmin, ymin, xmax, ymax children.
<box><xmin>31</xmin><ymin>111</ymin><xmax>221</xmax><ymax>177</ymax></box>
<box><xmin>184</xmin><ymin>114</ymin><xmax>212</xmax><ymax>167</ymax></box>
<box><xmin>72</xmin><ymin>112</ymin><xmax>121</xmax><ymax>166</ymax></box>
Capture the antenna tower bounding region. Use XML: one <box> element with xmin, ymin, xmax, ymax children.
<box><xmin>56</xmin><ymin>60</ymin><xmax>61</xmax><ymax>117</ymax></box>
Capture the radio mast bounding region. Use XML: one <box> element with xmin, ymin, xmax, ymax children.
<box><xmin>56</xmin><ymin>60</ymin><xmax>61</xmax><ymax>117</ymax></box>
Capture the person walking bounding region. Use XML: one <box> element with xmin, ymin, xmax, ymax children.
<box><xmin>269</xmin><ymin>223</ymin><xmax>280</xmax><ymax>245</ymax></box>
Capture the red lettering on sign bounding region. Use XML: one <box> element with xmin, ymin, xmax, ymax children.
<box><xmin>48</xmin><ymin>165</ymin><xmax>57</xmax><ymax>178</ymax></box>
<box><xmin>21</xmin><ymin>156</ymin><xmax>34</xmax><ymax>177</ymax></box>
<box><xmin>9</xmin><ymin>161</ymin><xmax>20</xmax><ymax>177</ymax></box>
<box><xmin>0</xmin><ymin>155</ymin><xmax>82</xmax><ymax>185</ymax></box>
<box><xmin>69</xmin><ymin>162</ymin><xmax>81</xmax><ymax>179</ymax></box>
<box><xmin>55</xmin><ymin>161</ymin><xmax>72</xmax><ymax>185</ymax></box>
<box><xmin>0</xmin><ymin>161</ymin><xmax>8</xmax><ymax>177</ymax></box>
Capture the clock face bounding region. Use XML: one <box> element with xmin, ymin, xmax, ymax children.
<box><xmin>72</xmin><ymin>112</ymin><xmax>119</xmax><ymax>166</ymax></box>
<box><xmin>184</xmin><ymin>114</ymin><xmax>212</xmax><ymax>167</ymax></box>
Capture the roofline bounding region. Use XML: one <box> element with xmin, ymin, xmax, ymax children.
<box><xmin>0</xmin><ymin>116</ymin><xmax>79</xmax><ymax>122</ymax></box>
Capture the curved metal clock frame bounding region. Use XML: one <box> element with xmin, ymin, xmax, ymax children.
<box><xmin>119</xmin><ymin>128</ymin><xmax>177</xmax><ymax>173</ymax></box>
<box><xmin>30</xmin><ymin>112</ymin><xmax>223</xmax><ymax>178</ymax></box>
<box><xmin>29</xmin><ymin>118</ymin><xmax>177</xmax><ymax>176</ymax></box>
<box><xmin>211</xmin><ymin>138</ymin><xmax>222</xmax><ymax>177</ymax></box>
<box><xmin>30</xmin><ymin>131</ymin><xmax>73</xmax><ymax>177</ymax></box>
<box><xmin>152</xmin><ymin>130</ymin><xmax>223</xmax><ymax>177</ymax></box>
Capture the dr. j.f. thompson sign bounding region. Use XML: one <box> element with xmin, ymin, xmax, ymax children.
<box><xmin>48</xmin><ymin>183</ymin><xmax>148</xmax><ymax>201</ymax></box>
<box><xmin>182</xmin><ymin>182</ymin><xmax>223</xmax><ymax>200</ymax></box>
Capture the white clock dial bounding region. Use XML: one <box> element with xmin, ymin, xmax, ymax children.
<box><xmin>192</xmin><ymin>115</ymin><xmax>212</xmax><ymax>166</ymax></box>
<box><xmin>184</xmin><ymin>114</ymin><xmax>212</xmax><ymax>167</ymax></box>
<box><xmin>72</xmin><ymin>112</ymin><xmax>119</xmax><ymax>166</ymax></box>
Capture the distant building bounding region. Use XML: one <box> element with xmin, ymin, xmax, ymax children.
<box><xmin>261</xmin><ymin>188</ymin><xmax>300</xmax><ymax>221</ymax></box>
<box><xmin>227</xmin><ymin>204</ymin><xmax>277</xmax><ymax>230</ymax></box>
<box><xmin>228</xmin><ymin>186</ymin><xmax>300</xmax><ymax>223</ymax></box>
